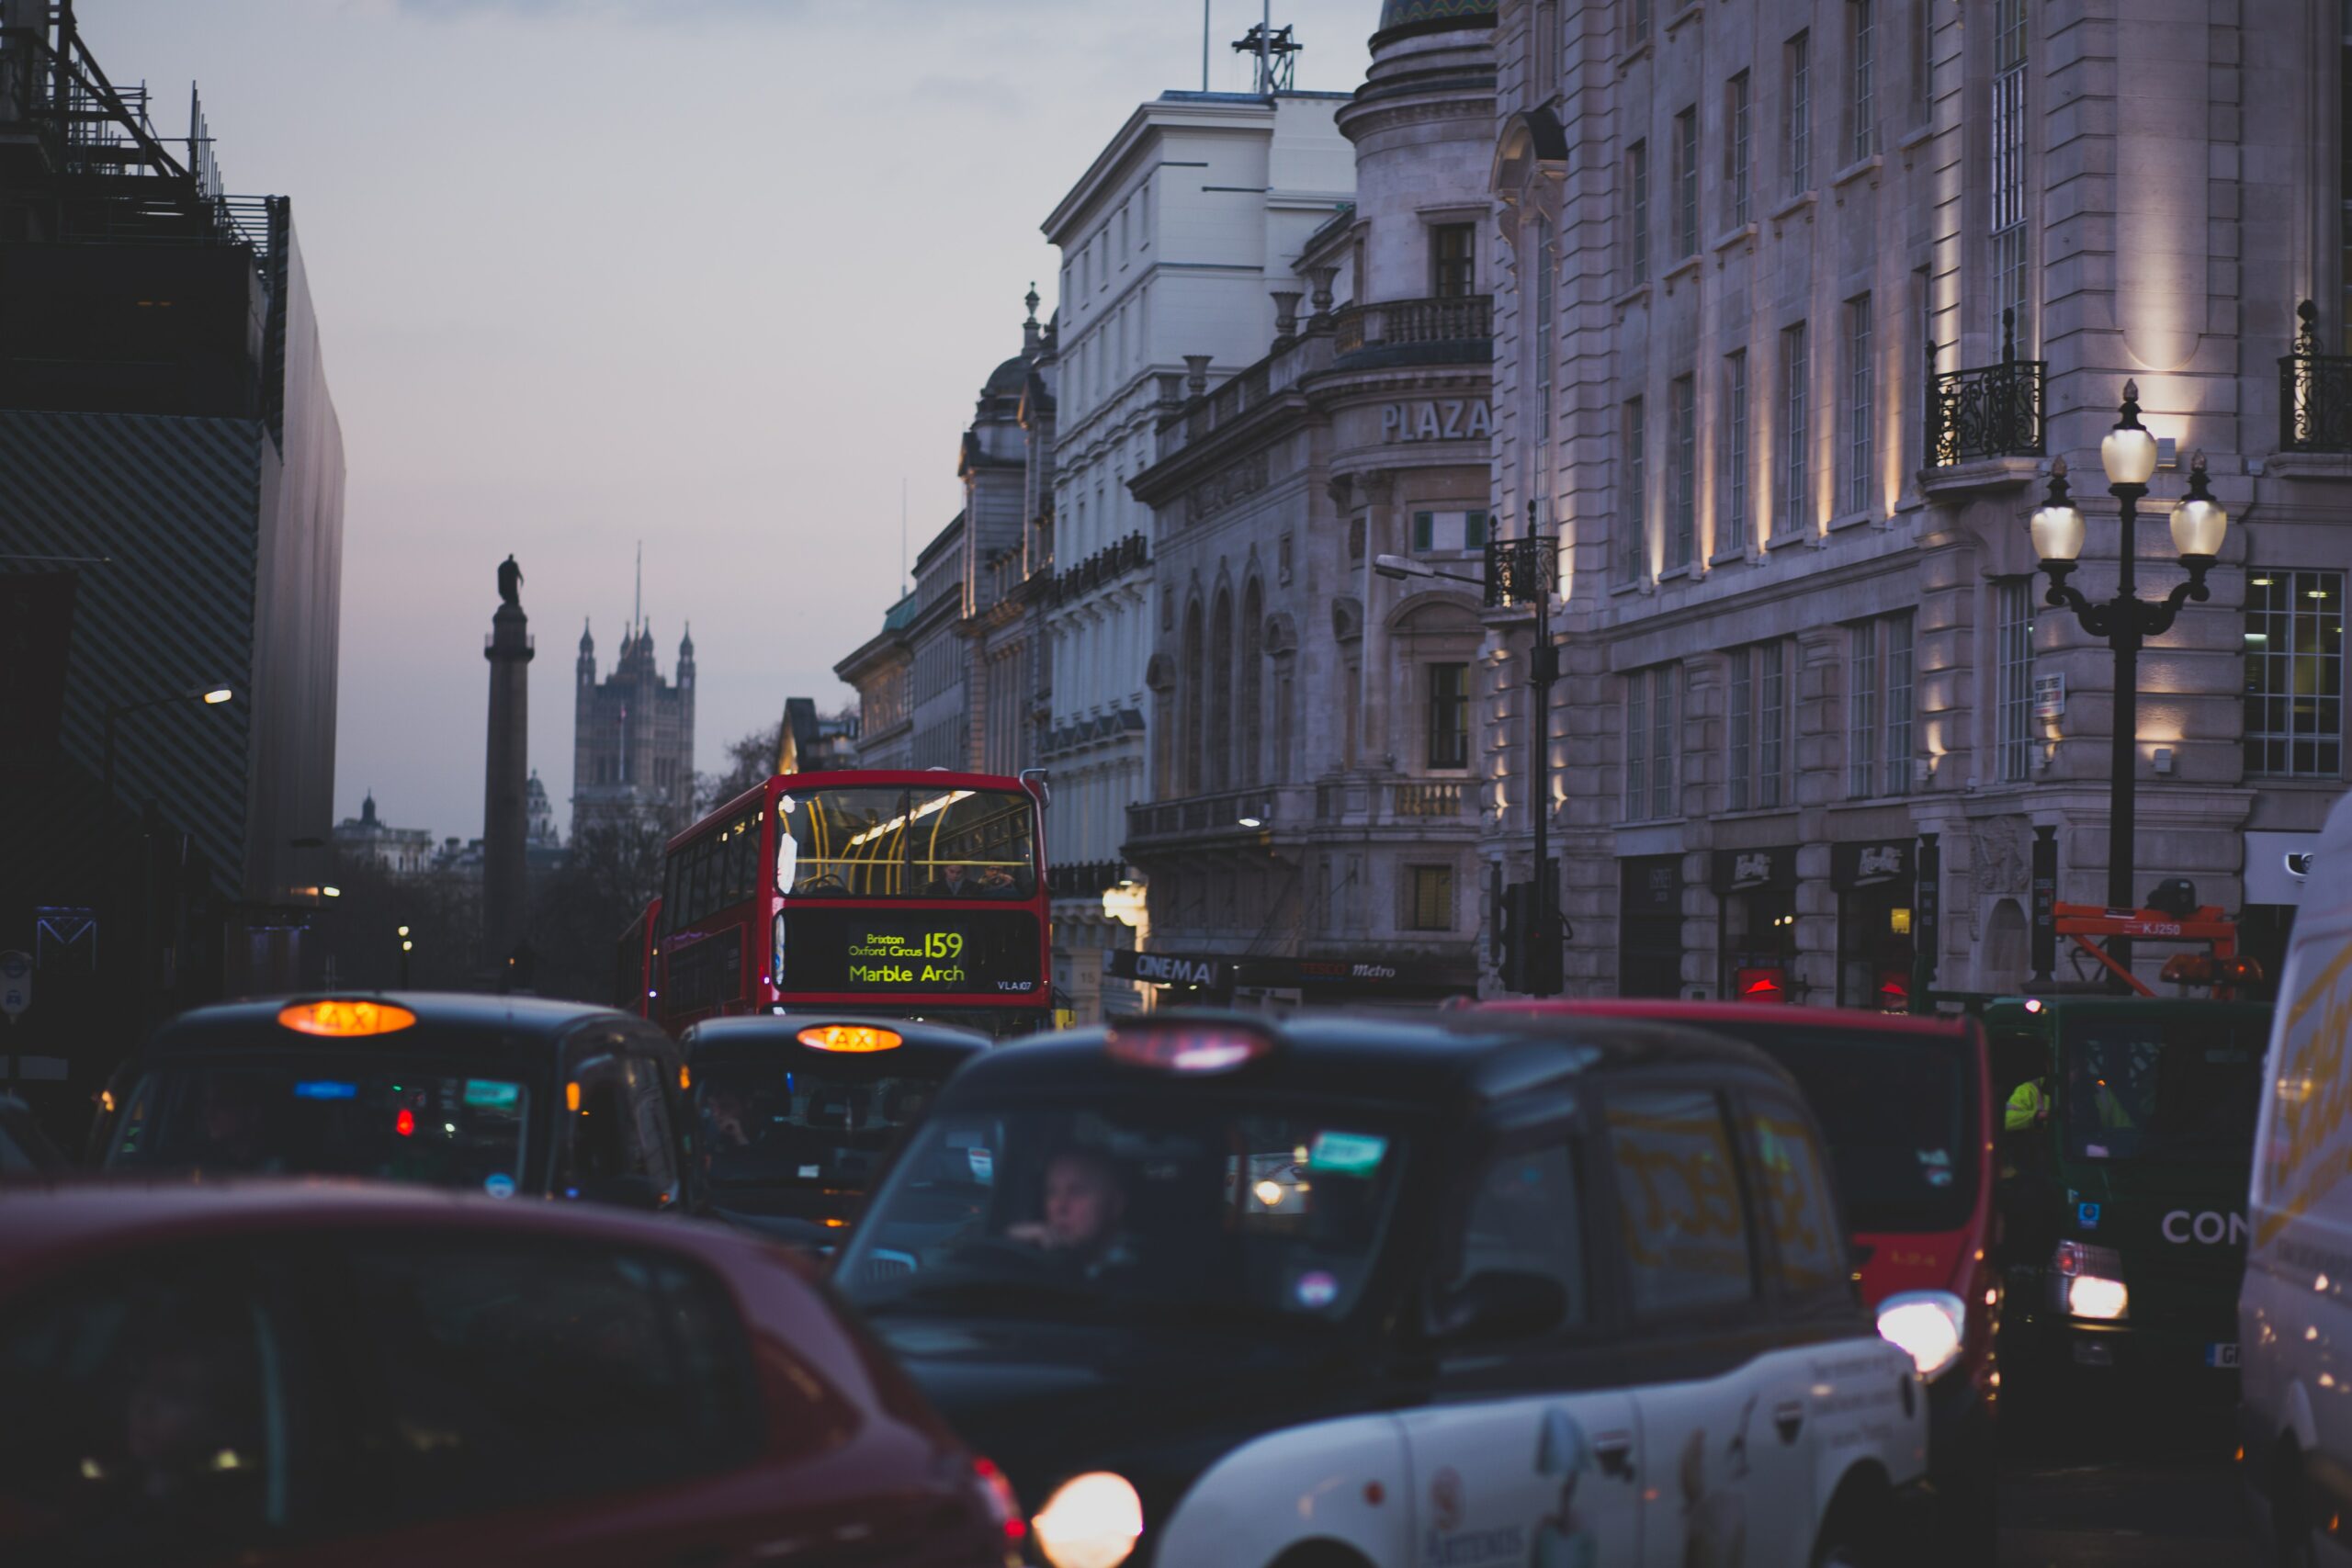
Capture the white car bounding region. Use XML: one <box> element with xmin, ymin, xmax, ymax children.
<box><xmin>2242</xmin><ymin>786</ymin><xmax>2352</xmax><ymax>1562</ymax></box>
<box><xmin>834</xmin><ymin>1009</ymin><xmax>1931</xmax><ymax>1567</ymax></box>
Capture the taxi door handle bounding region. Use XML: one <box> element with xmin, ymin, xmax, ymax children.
<box><xmin>1773</xmin><ymin>1400</ymin><xmax>1805</xmax><ymax>1444</ymax></box>
<box><xmin>1593</xmin><ymin>1431</ymin><xmax>1635</xmax><ymax>1480</ymax></box>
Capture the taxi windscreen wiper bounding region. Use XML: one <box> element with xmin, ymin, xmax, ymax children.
<box><xmin>868</xmin><ymin>1276</ymin><xmax>1111</xmax><ymax>1316</ymax></box>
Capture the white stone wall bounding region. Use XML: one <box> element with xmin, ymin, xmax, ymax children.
<box><xmin>1484</xmin><ymin>0</ymin><xmax>2349</xmax><ymax>1001</ymax></box>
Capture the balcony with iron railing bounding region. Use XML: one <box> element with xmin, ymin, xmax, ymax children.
<box><xmin>1331</xmin><ymin>294</ymin><xmax>1493</xmax><ymax>361</ymax></box>
<box><xmin>1126</xmin><ymin>787</ymin><xmax>1287</xmax><ymax>847</ymax></box>
<box><xmin>1925</xmin><ymin>310</ymin><xmax>2044</xmax><ymax>470</ymax></box>
<box><xmin>2279</xmin><ymin>299</ymin><xmax>2352</xmax><ymax>455</ymax></box>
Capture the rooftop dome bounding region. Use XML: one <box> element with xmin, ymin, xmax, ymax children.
<box><xmin>1374</xmin><ymin>0</ymin><xmax>1496</xmax><ymax>39</ymax></box>
<box><xmin>985</xmin><ymin>354</ymin><xmax>1030</xmax><ymax>396</ymax></box>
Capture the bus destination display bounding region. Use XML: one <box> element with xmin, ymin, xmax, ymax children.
<box><xmin>783</xmin><ymin>908</ymin><xmax>1041</xmax><ymax>998</ymax></box>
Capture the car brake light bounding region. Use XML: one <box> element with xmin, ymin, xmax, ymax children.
<box><xmin>797</xmin><ymin>1024</ymin><xmax>903</xmax><ymax>1053</ymax></box>
<box><xmin>972</xmin><ymin>1456</ymin><xmax>1025</xmax><ymax>1543</ymax></box>
<box><xmin>277</xmin><ymin>999</ymin><xmax>416</xmax><ymax>1038</ymax></box>
<box><xmin>1103</xmin><ymin>1022</ymin><xmax>1274</xmax><ymax>1074</ymax></box>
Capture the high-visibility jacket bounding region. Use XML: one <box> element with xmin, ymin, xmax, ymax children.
<box><xmin>2006</xmin><ymin>1078</ymin><xmax>2048</xmax><ymax>1132</ymax></box>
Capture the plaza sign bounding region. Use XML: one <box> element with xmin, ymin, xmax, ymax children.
<box><xmin>1379</xmin><ymin>400</ymin><xmax>1493</xmax><ymax>443</ymax></box>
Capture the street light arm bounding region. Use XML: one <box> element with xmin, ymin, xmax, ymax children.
<box><xmin>2140</xmin><ymin>567</ymin><xmax>2213</xmax><ymax>639</ymax></box>
<box><xmin>2041</xmin><ymin>577</ymin><xmax>2109</xmax><ymax>637</ymax></box>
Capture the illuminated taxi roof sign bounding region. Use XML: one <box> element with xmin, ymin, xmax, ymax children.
<box><xmin>797</xmin><ymin>1024</ymin><xmax>905</xmax><ymax>1054</ymax></box>
<box><xmin>1103</xmin><ymin>1022</ymin><xmax>1275</xmax><ymax>1075</ymax></box>
<box><xmin>277</xmin><ymin>999</ymin><xmax>417</xmax><ymax>1039</ymax></box>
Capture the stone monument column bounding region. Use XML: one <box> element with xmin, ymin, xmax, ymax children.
<box><xmin>483</xmin><ymin>556</ymin><xmax>534</xmax><ymax>974</ymax></box>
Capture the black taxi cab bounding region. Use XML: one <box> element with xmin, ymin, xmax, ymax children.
<box><xmin>91</xmin><ymin>994</ymin><xmax>693</xmax><ymax>1211</ymax></box>
<box><xmin>831</xmin><ymin>1009</ymin><xmax>1929</xmax><ymax>1568</ymax></box>
<box><xmin>681</xmin><ymin>1011</ymin><xmax>989</xmax><ymax>1247</ymax></box>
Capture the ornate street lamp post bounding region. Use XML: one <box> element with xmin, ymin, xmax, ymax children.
<box><xmin>2028</xmin><ymin>381</ymin><xmax>2229</xmax><ymax>971</ymax></box>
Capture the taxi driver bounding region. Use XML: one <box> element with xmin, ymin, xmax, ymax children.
<box><xmin>1008</xmin><ymin>1146</ymin><xmax>1127</xmax><ymax>1260</ymax></box>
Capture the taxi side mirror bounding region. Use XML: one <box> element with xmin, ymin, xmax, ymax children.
<box><xmin>1435</xmin><ymin>1269</ymin><xmax>1567</xmax><ymax>1345</ymax></box>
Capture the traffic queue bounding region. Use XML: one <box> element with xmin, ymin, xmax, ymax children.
<box><xmin>4</xmin><ymin>782</ymin><xmax>2344</xmax><ymax>1568</ymax></box>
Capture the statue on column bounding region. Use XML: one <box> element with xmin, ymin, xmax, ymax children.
<box><xmin>498</xmin><ymin>554</ymin><xmax>524</xmax><ymax>610</ymax></box>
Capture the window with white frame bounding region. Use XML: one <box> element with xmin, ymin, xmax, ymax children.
<box><xmin>1845</xmin><ymin>294</ymin><xmax>1874</xmax><ymax>516</ymax></box>
<box><xmin>2245</xmin><ymin>570</ymin><xmax>2346</xmax><ymax>777</ymax></box>
<box><xmin>1848</xmin><ymin>612</ymin><xmax>1915</xmax><ymax>796</ymax></box>
<box><xmin>1996</xmin><ymin>578</ymin><xmax>2037</xmax><ymax>783</ymax></box>
<box><xmin>1628</xmin><ymin>0</ymin><xmax>1652</xmax><ymax>49</ymax></box>
<box><xmin>1670</xmin><ymin>376</ymin><xmax>1697</xmax><ymax>569</ymax></box>
<box><xmin>1849</xmin><ymin>0</ymin><xmax>1877</xmax><ymax>162</ymax></box>
<box><xmin>1722</xmin><ymin>351</ymin><xmax>1749</xmax><ymax>552</ymax></box>
<box><xmin>1781</xmin><ymin>322</ymin><xmax>1809</xmax><ymax>536</ymax></box>
<box><xmin>1727</xmin><ymin>73</ymin><xmax>1753</xmax><ymax>228</ymax></box>
<box><xmin>1727</xmin><ymin>640</ymin><xmax>1792</xmax><ymax>810</ymax></box>
<box><xmin>1785</xmin><ymin>32</ymin><xmax>1812</xmax><ymax>196</ymax></box>
<box><xmin>1990</xmin><ymin>0</ymin><xmax>2030</xmax><ymax>341</ymax></box>
<box><xmin>1623</xmin><ymin>397</ymin><xmax>1648</xmax><ymax>583</ymax></box>
<box><xmin>1675</xmin><ymin>107</ymin><xmax>1699</xmax><ymax>258</ymax></box>
<box><xmin>1625</xmin><ymin>664</ymin><xmax>1679</xmax><ymax>819</ymax></box>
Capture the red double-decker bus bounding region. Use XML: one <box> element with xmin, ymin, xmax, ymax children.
<box><xmin>650</xmin><ymin>770</ymin><xmax>1050</xmax><ymax>1038</ymax></box>
<box><xmin>614</xmin><ymin>896</ymin><xmax>661</xmax><ymax>1018</ymax></box>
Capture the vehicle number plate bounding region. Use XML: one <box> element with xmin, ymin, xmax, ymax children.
<box><xmin>2207</xmin><ymin>1342</ymin><xmax>2240</xmax><ymax>1369</ymax></box>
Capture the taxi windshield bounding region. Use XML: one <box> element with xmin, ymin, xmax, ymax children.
<box><xmin>2060</xmin><ymin>1012</ymin><xmax>2263</xmax><ymax>1163</ymax></box>
<box><xmin>833</xmin><ymin>1094</ymin><xmax>1410</xmax><ymax>1325</ymax></box>
<box><xmin>106</xmin><ymin>1062</ymin><xmax>536</xmax><ymax>1193</ymax></box>
<box><xmin>1706</xmin><ymin>1022</ymin><xmax>1976</xmax><ymax>1235</ymax></box>
<box><xmin>695</xmin><ymin>1054</ymin><xmax>957</xmax><ymax>1195</ymax></box>
<box><xmin>775</xmin><ymin>786</ymin><xmax>1036</xmax><ymax>900</ymax></box>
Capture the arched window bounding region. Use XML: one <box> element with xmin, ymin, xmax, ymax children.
<box><xmin>1181</xmin><ymin>600</ymin><xmax>1204</xmax><ymax>795</ymax></box>
<box><xmin>1238</xmin><ymin>579</ymin><xmax>1264</xmax><ymax>784</ymax></box>
<box><xmin>1210</xmin><ymin>590</ymin><xmax>1235</xmax><ymax>791</ymax></box>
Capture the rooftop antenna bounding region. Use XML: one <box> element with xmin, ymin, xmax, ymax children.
<box><xmin>900</xmin><ymin>479</ymin><xmax>909</xmax><ymax>593</ymax></box>
<box><xmin>1202</xmin><ymin>0</ymin><xmax>1210</xmax><ymax>91</ymax></box>
<box><xmin>632</xmin><ymin>540</ymin><xmax>642</xmax><ymax>637</ymax></box>
<box><xmin>1230</xmin><ymin>15</ymin><xmax>1299</xmax><ymax>94</ymax></box>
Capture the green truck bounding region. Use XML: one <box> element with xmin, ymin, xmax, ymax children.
<box><xmin>1982</xmin><ymin>995</ymin><xmax>2272</xmax><ymax>1405</ymax></box>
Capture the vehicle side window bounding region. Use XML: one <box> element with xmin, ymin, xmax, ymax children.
<box><xmin>1741</xmin><ymin>1091</ymin><xmax>1848</xmax><ymax>1298</ymax></box>
<box><xmin>1603</xmin><ymin>1087</ymin><xmax>1758</xmax><ymax>1318</ymax></box>
<box><xmin>1446</xmin><ymin>1137</ymin><xmax>1589</xmax><ymax>1332</ymax></box>
<box><xmin>563</xmin><ymin>1054</ymin><xmax>642</xmax><ymax>1190</ymax></box>
<box><xmin>332</xmin><ymin>1235</ymin><xmax>762</xmax><ymax>1527</ymax></box>
<box><xmin>0</xmin><ymin>1250</ymin><xmax>297</xmax><ymax>1562</ymax></box>
<box><xmin>624</xmin><ymin>1055</ymin><xmax>682</xmax><ymax>1205</ymax></box>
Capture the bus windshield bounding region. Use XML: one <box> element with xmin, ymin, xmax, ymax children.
<box><xmin>2060</xmin><ymin>1012</ymin><xmax>2264</xmax><ymax>1163</ymax></box>
<box><xmin>775</xmin><ymin>786</ymin><xmax>1036</xmax><ymax>900</ymax></box>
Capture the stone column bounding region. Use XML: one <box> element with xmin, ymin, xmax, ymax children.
<box><xmin>482</xmin><ymin>591</ymin><xmax>535</xmax><ymax>974</ymax></box>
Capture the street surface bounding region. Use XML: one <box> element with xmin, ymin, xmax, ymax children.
<box><xmin>2000</xmin><ymin>1389</ymin><xmax>2256</xmax><ymax>1567</ymax></box>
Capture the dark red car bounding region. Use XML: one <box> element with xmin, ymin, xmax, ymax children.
<box><xmin>0</xmin><ymin>1181</ymin><xmax>1024</xmax><ymax>1568</ymax></box>
<box><xmin>1483</xmin><ymin>999</ymin><xmax>1997</xmax><ymax>1555</ymax></box>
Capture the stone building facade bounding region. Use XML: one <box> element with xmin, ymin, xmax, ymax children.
<box><xmin>1122</xmin><ymin>2</ymin><xmax>1499</xmax><ymax>1006</ymax></box>
<box><xmin>1481</xmin><ymin>0</ymin><xmax>2344</xmax><ymax>1002</ymax></box>
<box><xmin>1041</xmin><ymin>86</ymin><xmax>1357</xmax><ymax>1021</ymax></box>
<box><xmin>570</xmin><ymin>621</ymin><xmax>695</xmax><ymax>838</ymax></box>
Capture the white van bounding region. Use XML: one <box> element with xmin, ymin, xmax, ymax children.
<box><xmin>2242</xmin><ymin>786</ymin><xmax>2352</xmax><ymax>1562</ymax></box>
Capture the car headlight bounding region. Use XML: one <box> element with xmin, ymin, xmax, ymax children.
<box><xmin>1876</xmin><ymin>1291</ymin><xmax>1966</xmax><ymax>1379</ymax></box>
<box><xmin>2054</xmin><ymin>1239</ymin><xmax>2128</xmax><ymax>1320</ymax></box>
<box><xmin>1032</xmin><ymin>1472</ymin><xmax>1144</xmax><ymax>1568</ymax></box>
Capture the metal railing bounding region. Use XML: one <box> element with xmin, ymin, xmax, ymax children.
<box><xmin>1925</xmin><ymin>310</ymin><xmax>2044</xmax><ymax>466</ymax></box>
<box><xmin>1127</xmin><ymin>789</ymin><xmax>1276</xmax><ymax>841</ymax></box>
<box><xmin>1333</xmin><ymin>294</ymin><xmax>1493</xmax><ymax>355</ymax></box>
<box><xmin>2280</xmin><ymin>299</ymin><xmax>2352</xmax><ymax>453</ymax></box>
